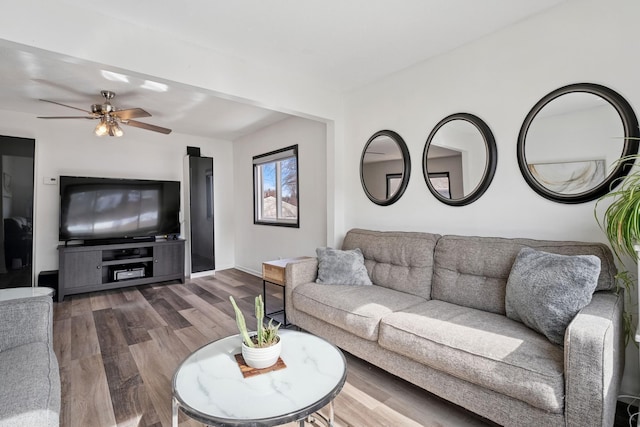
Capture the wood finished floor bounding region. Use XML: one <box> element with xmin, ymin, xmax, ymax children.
<box><xmin>52</xmin><ymin>268</ymin><xmax>495</xmax><ymax>427</ymax></box>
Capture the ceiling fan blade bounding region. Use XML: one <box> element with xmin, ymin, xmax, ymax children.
<box><xmin>37</xmin><ymin>116</ymin><xmax>96</xmax><ymax>119</ymax></box>
<box><xmin>124</xmin><ymin>120</ymin><xmax>172</xmax><ymax>134</ymax></box>
<box><xmin>39</xmin><ymin>99</ymin><xmax>93</xmax><ymax>114</ymax></box>
<box><xmin>113</xmin><ymin>108</ymin><xmax>151</xmax><ymax>120</ymax></box>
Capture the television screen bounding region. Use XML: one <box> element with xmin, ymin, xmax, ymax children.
<box><xmin>59</xmin><ymin>176</ymin><xmax>180</xmax><ymax>242</ymax></box>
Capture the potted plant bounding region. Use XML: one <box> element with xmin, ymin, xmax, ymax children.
<box><xmin>595</xmin><ymin>154</ymin><xmax>640</xmax><ymax>344</ymax></box>
<box><xmin>229</xmin><ymin>294</ymin><xmax>282</xmax><ymax>368</ymax></box>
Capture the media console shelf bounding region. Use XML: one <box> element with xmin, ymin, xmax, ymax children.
<box><xmin>58</xmin><ymin>239</ymin><xmax>185</xmax><ymax>301</ymax></box>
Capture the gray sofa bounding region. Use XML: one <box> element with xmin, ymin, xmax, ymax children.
<box><xmin>285</xmin><ymin>229</ymin><xmax>623</xmax><ymax>427</ymax></box>
<box><xmin>0</xmin><ymin>294</ymin><xmax>60</xmax><ymax>426</ymax></box>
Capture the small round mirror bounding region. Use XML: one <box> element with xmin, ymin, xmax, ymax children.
<box><xmin>422</xmin><ymin>113</ymin><xmax>497</xmax><ymax>206</ymax></box>
<box><xmin>360</xmin><ymin>130</ymin><xmax>411</xmax><ymax>206</ymax></box>
<box><xmin>517</xmin><ymin>83</ymin><xmax>639</xmax><ymax>204</ymax></box>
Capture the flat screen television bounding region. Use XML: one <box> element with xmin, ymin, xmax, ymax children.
<box><xmin>59</xmin><ymin>176</ymin><xmax>181</xmax><ymax>243</ymax></box>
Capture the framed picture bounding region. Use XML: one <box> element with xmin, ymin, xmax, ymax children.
<box><xmin>528</xmin><ymin>159</ymin><xmax>605</xmax><ymax>194</ymax></box>
<box><xmin>2</xmin><ymin>172</ymin><xmax>11</xmax><ymax>197</ymax></box>
<box><xmin>429</xmin><ymin>172</ymin><xmax>451</xmax><ymax>199</ymax></box>
<box><xmin>386</xmin><ymin>173</ymin><xmax>402</xmax><ymax>198</ymax></box>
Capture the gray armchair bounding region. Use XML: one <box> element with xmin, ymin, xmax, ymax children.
<box><xmin>0</xmin><ymin>294</ymin><xmax>60</xmax><ymax>426</ymax></box>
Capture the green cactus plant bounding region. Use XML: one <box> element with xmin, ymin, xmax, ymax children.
<box><xmin>255</xmin><ymin>294</ymin><xmax>265</xmax><ymax>344</ymax></box>
<box><xmin>229</xmin><ymin>295</ymin><xmax>281</xmax><ymax>348</ymax></box>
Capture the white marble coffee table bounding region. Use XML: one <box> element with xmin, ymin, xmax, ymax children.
<box><xmin>172</xmin><ymin>329</ymin><xmax>346</xmax><ymax>427</ymax></box>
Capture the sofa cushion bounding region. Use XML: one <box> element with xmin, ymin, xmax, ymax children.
<box><xmin>0</xmin><ymin>296</ymin><xmax>53</xmax><ymax>351</ymax></box>
<box><xmin>506</xmin><ymin>247</ymin><xmax>601</xmax><ymax>345</ymax></box>
<box><xmin>342</xmin><ymin>228</ymin><xmax>440</xmax><ymax>299</ymax></box>
<box><xmin>315</xmin><ymin>247</ymin><xmax>372</xmax><ymax>286</ymax></box>
<box><xmin>292</xmin><ymin>282</ymin><xmax>425</xmax><ymax>341</ymax></box>
<box><xmin>432</xmin><ymin>235</ymin><xmax>616</xmax><ymax>314</ymax></box>
<box><xmin>379</xmin><ymin>300</ymin><xmax>564</xmax><ymax>413</ymax></box>
<box><xmin>0</xmin><ymin>341</ymin><xmax>60</xmax><ymax>426</ymax></box>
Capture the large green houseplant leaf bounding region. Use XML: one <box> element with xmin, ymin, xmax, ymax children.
<box><xmin>595</xmin><ymin>154</ymin><xmax>640</xmax><ymax>344</ymax></box>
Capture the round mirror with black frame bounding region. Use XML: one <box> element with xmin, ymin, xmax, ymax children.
<box><xmin>422</xmin><ymin>113</ymin><xmax>497</xmax><ymax>206</ymax></box>
<box><xmin>360</xmin><ymin>130</ymin><xmax>411</xmax><ymax>206</ymax></box>
<box><xmin>517</xmin><ymin>83</ymin><xmax>640</xmax><ymax>204</ymax></box>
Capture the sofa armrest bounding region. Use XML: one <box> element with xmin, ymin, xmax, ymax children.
<box><xmin>564</xmin><ymin>291</ymin><xmax>624</xmax><ymax>427</ymax></box>
<box><xmin>284</xmin><ymin>257</ymin><xmax>318</xmax><ymax>326</ymax></box>
<box><xmin>0</xmin><ymin>295</ymin><xmax>54</xmax><ymax>351</ymax></box>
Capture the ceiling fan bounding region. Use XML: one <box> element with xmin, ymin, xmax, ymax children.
<box><xmin>37</xmin><ymin>90</ymin><xmax>172</xmax><ymax>137</ymax></box>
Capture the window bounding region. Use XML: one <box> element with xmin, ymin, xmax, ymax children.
<box><xmin>428</xmin><ymin>172</ymin><xmax>451</xmax><ymax>199</ymax></box>
<box><xmin>385</xmin><ymin>173</ymin><xmax>402</xmax><ymax>199</ymax></box>
<box><xmin>253</xmin><ymin>145</ymin><xmax>299</xmax><ymax>227</ymax></box>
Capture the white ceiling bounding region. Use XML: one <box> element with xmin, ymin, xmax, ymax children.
<box><xmin>0</xmin><ymin>0</ymin><xmax>566</xmax><ymax>140</ymax></box>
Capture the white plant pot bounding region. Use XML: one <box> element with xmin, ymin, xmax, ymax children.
<box><xmin>241</xmin><ymin>337</ymin><xmax>282</xmax><ymax>369</ymax></box>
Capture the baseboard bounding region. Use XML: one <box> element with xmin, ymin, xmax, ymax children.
<box><xmin>234</xmin><ymin>265</ymin><xmax>261</xmax><ymax>278</ymax></box>
<box><xmin>190</xmin><ymin>270</ymin><xmax>215</xmax><ymax>279</ymax></box>
<box><xmin>186</xmin><ymin>263</ymin><xmax>238</xmax><ymax>279</ymax></box>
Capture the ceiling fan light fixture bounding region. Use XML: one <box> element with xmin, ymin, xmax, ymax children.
<box><xmin>112</xmin><ymin>121</ymin><xmax>124</xmax><ymax>137</ymax></box>
<box><xmin>95</xmin><ymin>118</ymin><xmax>109</xmax><ymax>137</ymax></box>
<box><xmin>95</xmin><ymin>116</ymin><xmax>123</xmax><ymax>137</ymax></box>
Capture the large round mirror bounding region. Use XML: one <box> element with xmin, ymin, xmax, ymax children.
<box><xmin>360</xmin><ymin>130</ymin><xmax>411</xmax><ymax>206</ymax></box>
<box><xmin>517</xmin><ymin>83</ymin><xmax>639</xmax><ymax>204</ymax></box>
<box><xmin>422</xmin><ymin>113</ymin><xmax>497</xmax><ymax>206</ymax></box>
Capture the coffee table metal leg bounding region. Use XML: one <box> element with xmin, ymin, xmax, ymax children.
<box><xmin>328</xmin><ymin>401</ymin><xmax>335</xmax><ymax>426</ymax></box>
<box><xmin>302</xmin><ymin>401</ymin><xmax>335</xmax><ymax>426</ymax></box>
<box><xmin>172</xmin><ymin>396</ymin><xmax>179</xmax><ymax>427</ymax></box>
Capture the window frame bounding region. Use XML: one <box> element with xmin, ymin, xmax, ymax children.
<box><xmin>428</xmin><ymin>172</ymin><xmax>451</xmax><ymax>199</ymax></box>
<box><xmin>253</xmin><ymin>145</ymin><xmax>299</xmax><ymax>228</ymax></box>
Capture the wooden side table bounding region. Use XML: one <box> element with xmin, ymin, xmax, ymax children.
<box><xmin>262</xmin><ymin>257</ymin><xmax>310</xmax><ymax>327</ymax></box>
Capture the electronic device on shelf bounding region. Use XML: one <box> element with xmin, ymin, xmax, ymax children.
<box><xmin>59</xmin><ymin>176</ymin><xmax>180</xmax><ymax>245</ymax></box>
<box><xmin>111</xmin><ymin>266</ymin><xmax>146</xmax><ymax>281</ymax></box>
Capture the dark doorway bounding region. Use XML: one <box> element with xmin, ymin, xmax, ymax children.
<box><xmin>189</xmin><ymin>155</ymin><xmax>215</xmax><ymax>273</ymax></box>
<box><xmin>0</xmin><ymin>135</ymin><xmax>35</xmax><ymax>288</ymax></box>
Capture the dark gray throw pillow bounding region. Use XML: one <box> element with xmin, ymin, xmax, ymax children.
<box><xmin>316</xmin><ymin>247</ymin><xmax>372</xmax><ymax>286</ymax></box>
<box><xmin>505</xmin><ymin>247</ymin><xmax>601</xmax><ymax>346</ymax></box>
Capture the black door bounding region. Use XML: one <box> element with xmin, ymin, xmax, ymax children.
<box><xmin>189</xmin><ymin>156</ymin><xmax>215</xmax><ymax>273</ymax></box>
<box><xmin>0</xmin><ymin>135</ymin><xmax>35</xmax><ymax>288</ymax></box>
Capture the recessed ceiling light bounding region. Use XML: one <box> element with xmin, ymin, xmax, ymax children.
<box><xmin>101</xmin><ymin>70</ymin><xmax>129</xmax><ymax>83</ymax></box>
<box><xmin>142</xmin><ymin>80</ymin><xmax>168</xmax><ymax>92</ymax></box>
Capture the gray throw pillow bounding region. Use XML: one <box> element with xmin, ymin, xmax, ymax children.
<box><xmin>316</xmin><ymin>247</ymin><xmax>372</xmax><ymax>286</ymax></box>
<box><xmin>505</xmin><ymin>247</ymin><xmax>600</xmax><ymax>346</ymax></box>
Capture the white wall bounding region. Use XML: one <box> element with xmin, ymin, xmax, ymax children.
<box><xmin>343</xmin><ymin>0</ymin><xmax>640</xmax><ymax>396</ymax></box>
<box><xmin>0</xmin><ymin>109</ymin><xmax>236</xmax><ymax>280</ymax></box>
<box><xmin>233</xmin><ymin>117</ymin><xmax>327</xmax><ymax>274</ymax></box>
<box><xmin>0</xmin><ymin>3</ymin><xmax>345</xmax><ymax>246</ymax></box>
<box><xmin>344</xmin><ymin>0</ymin><xmax>640</xmax><ymax>239</ymax></box>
